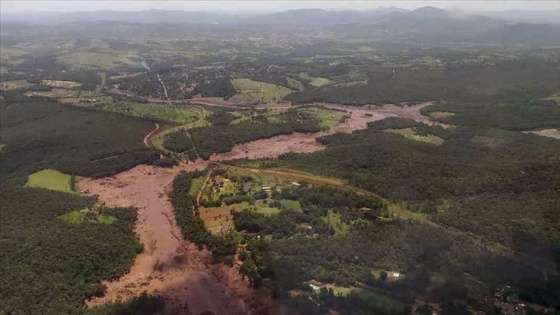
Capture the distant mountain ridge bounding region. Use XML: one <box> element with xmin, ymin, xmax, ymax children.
<box><xmin>1</xmin><ymin>7</ymin><xmax>559</xmax><ymax>45</ymax></box>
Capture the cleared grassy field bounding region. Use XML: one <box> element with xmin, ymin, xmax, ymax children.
<box><xmin>254</xmin><ymin>200</ymin><xmax>281</xmax><ymax>215</ymax></box>
<box><xmin>429</xmin><ymin>111</ymin><xmax>455</xmax><ymax>119</ymax></box>
<box><xmin>384</xmin><ymin>128</ymin><xmax>444</xmax><ymax>145</ymax></box>
<box><xmin>97</xmin><ymin>102</ymin><xmax>199</xmax><ymax>124</ymax></box>
<box><xmin>59</xmin><ymin>210</ymin><xmax>117</xmax><ymax>225</ymax></box>
<box><xmin>286</xmin><ymin>76</ymin><xmax>305</xmax><ymax>91</ymax></box>
<box><xmin>524</xmin><ymin>129</ymin><xmax>560</xmax><ymax>140</ymax></box>
<box><xmin>353</xmin><ymin>287</ymin><xmax>408</xmax><ymax>312</ymax></box>
<box><xmin>57</xmin><ymin>52</ymin><xmax>134</xmax><ymax>70</ymax></box>
<box><xmin>231</xmin><ymin>78</ymin><xmax>293</xmax><ymax>104</ymax></box>
<box><xmin>298</xmin><ymin>107</ymin><xmax>345</xmax><ymax>129</ymax></box>
<box><xmin>279</xmin><ymin>199</ymin><xmax>302</xmax><ymax>212</ymax></box>
<box><xmin>41</xmin><ymin>80</ymin><xmax>83</xmax><ymax>89</ymax></box>
<box><xmin>25</xmin><ymin>169</ymin><xmax>74</xmax><ymax>193</ymax></box>
<box><xmin>323</xmin><ymin>210</ymin><xmax>349</xmax><ymax>235</ymax></box>
<box><xmin>298</xmin><ymin>72</ymin><xmax>336</xmax><ymax>87</ymax></box>
<box><xmin>0</xmin><ymin>80</ymin><xmax>34</xmax><ymax>91</ymax></box>
<box><xmin>0</xmin><ymin>47</ymin><xmax>27</xmax><ymax>62</ymax></box>
<box><xmin>189</xmin><ymin>176</ymin><xmax>206</xmax><ymax>197</ymax></box>
<box><xmin>542</xmin><ymin>93</ymin><xmax>560</xmax><ymax>104</ymax></box>
<box><xmin>24</xmin><ymin>88</ymin><xmax>85</xmax><ymax>100</ymax></box>
<box><xmin>95</xmin><ymin>72</ymin><xmax>107</xmax><ymax>93</ymax></box>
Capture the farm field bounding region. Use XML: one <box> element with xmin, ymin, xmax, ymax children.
<box><xmin>384</xmin><ymin>128</ymin><xmax>444</xmax><ymax>145</ymax></box>
<box><xmin>286</xmin><ymin>76</ymin><xmax>305</xmax><ymax>91</ymax></box>
<box><xmin>25</xmin><ymin>169</ymin><xmax>75</xmax><ymax>193</ymax></box>
<box><xmin>59</xmin><ymin>209</ymin><xmax>118</xmax><ymax>225</ymax></box>
<box><xmin>93</xmin><ymin>101</ymin><xmax>200</xmax><ymax>124</ymax></box>
<box><xmin>428</xmin><ymin>111</ymin><xmax>455</xmax><ymax>119</ymax></box>
<box><xmin>41</xmin><ymin>79</ymin><xmax>83</xmax><ymax>88</ymax></box>
<box><xmin>230</xmin><ymin>78</ymin><xmax>293</xmax><ymax>104</ymax></box>
<box><xmin>57</xmin><ymin>52</ymin><xmax>134</xmax><ymax>70</ymax></box>
<box><xmin>524</xmin><ymin>128</ymin><xmax>560</xmax><ymax>140</ymax></box>
<box><xmin>0</xmin><ymin>79</ymin><xmax>34</xmax><ymax>91</ymax></box>
<box><xmin>543</xmin><ymin>93</ymin><xmax>560</xmax><ymax>104</ymax></box>
<box><xmin>24</xmin><ymin>88</ymin><xmax>94</xmax><ymax>103</ymax></box>
<box><xmin>297</xmin><ymin>72</ymin><xmax>336</xmax><ymax>87</ymax></box>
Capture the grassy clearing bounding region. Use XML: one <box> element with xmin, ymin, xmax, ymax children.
<box><xmin>149</xmin><ymin>105</ymin><xmax>208</xmax><ymax>157</ymax></box>
<box><xmin>24</xmin><ymin>88</ymin><xmax>87</xmax><ymax>100</ymax></box>
<box><xmin>524</xmin><ymin>129</ymin><xmax>560</xmax><ymax>140</ymax></box>
<box><xmin>323</xmin><ymin>210</ymin><xmax>349</xmax><ymax>235</ymax></box>
<box><xmin>41</xmin><ymin>80</ymin><xmax>82</xmax><ymax>89</ymax></box>
<box><xmin>353</xmin><ymin>287</ymin><xmax>408</xmax><ymax>312</ymax></box>
<box><xmin>279</xmin><ymin>199</ymin><xmax>302</xmax><ymax>212</ymax></box>
<box><xmin>189</xmin><ymin>177</ymin><xmax>206</xmax><ymax>197</ymax></box>
<box><xmin>334</xmin><ymin>80</ymin><xmax>368</xmax><ymax>87</ymax></box>
<box><xmin>384</xmin><ymin>128</ymin><xmax>444</xmax><ymax>145</ymax></box>
<box><xmin>231</xmin><ymin>78</ymin><xmax>293</xmax><ymax>104</ymax></box>
<box><xmin>298</xmin><ymin>72</ymin><xmax>336</xmax><ymax>87</ymax></box>
<box><xmin>254</xmin><ymin>200</ymin><xmax>281</xmax><ymax>215</ymax></box>
<box><xmin>95</xmin><ymin>101</ymin><xmax>199</xmax><ymax>124</ymax></box>
<box><xmin>58</xmin><ymin>209</ymin><xmax>118</xmax><ymax>225</ymax></box>
<box><xmin>95</xmin><ymin>72</ymin><xmax>107</xmax><ymax>93</ymax></box>
<box><xmin>388</xmin><ymin>204</ymin><xmax>429</xmax><ymax>222</ymax></box>
<box><xmin>0</xmin><ymin>47</ymin><xmax>27</xmax><ymax>61</ymax></box>
<box><xmin>57</xmin><ymin>52</ymin><xmax>133</xmax><ymax>70</ymax></box>
<box><xmin>286</xmin><ymin>76</ymin><xmax>305</xmax><ymax>91</ymax></box>
<box><xmin>299</xmin><ymin>107</ymin><xmax>344</xmax><ymax>129</ymax></box>
<box><xmin>542</xmin><ymin>93</ymin><xmax>560</xmax><ymax>104</ymax></box>
<box><xmin>25</xmin><ymin>169</ymin><xmax>75</xmax><ymax>193</ymax></box>
<box><xmin>0</xmin><ymin>80</ymin><xmax>34</xmax><ymax>91</ymax></box>
<box><xmin>429</xmin><ymin>111</ymin><xmax>455</xmax><ymax>119</ymax></box>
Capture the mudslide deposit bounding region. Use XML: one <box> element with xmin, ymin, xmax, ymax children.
<box><xmin>79</xmin><ymin>102</ymin><xmax>438</xmax><ymax>315</ymax></box>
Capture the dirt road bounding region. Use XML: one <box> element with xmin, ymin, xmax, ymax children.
<box><xmin>143</xmin><ymin>123</ymin><xmax>160</xmax><ymax>148</ymax></box>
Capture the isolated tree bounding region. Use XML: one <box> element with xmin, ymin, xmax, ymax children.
<box><xmin>380</xmin><ymin>271</ymin><xmax>388</xmax><ymax>282</ymax></box>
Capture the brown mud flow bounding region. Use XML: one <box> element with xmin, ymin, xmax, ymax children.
<box><xmin>78</xmin><ymin>102</ymin><xmax>439</xmax><ymax>315</ymax></box>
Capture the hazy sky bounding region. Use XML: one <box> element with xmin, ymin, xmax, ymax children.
<box><xmin>1</xmin><ymin>0</ymin><xmax>559</xmax><ymax>14</ymax></box>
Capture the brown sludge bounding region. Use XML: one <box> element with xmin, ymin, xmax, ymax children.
<box><xmin>78</xmin><ymin>102</ymin><xmax>439</xmax><ymax>315</ymax></box>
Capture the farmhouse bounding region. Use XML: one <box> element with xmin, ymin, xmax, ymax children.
<box><xmin>308</xmin><ymin>280</ymin><xmax>325</xmax><ymax>292</ymax></box>
<box><xmin>388</xmin><ymin>272</ymin><xmax>404</xmax><ymax>281</ymax></box>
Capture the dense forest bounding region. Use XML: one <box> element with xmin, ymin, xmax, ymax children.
<box><xmin>163</xmin><ymin>109</ymin><xmax>322</xmax><ymax>159</ymax></box>
<box><xmin>222</xmin><ymin>183</ymin><xmax>537</xmax><ymax>314</ymax></box>
<box><xmin>286</xmin><ymin>60</ymin><xmax>560</xmax><ymax>109</ymax></box>
<box><xmin>273</xmin><ymin>117</ymin><xmax>560</xmax><ymax>310</ymax></box>
<box><xmin>0</xmin><ymin>93</ymin><xmax>159</xmax><ymax>187</ymax></box>
<box><xmin>0</xmin><ymin>94</ymin><xmax>165</xmax><ymax>314</ymax></box>
<box><xmin>0</xmin><ymin>187</ymin><xmax>144</xmax><ymax>314</ymax></box>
